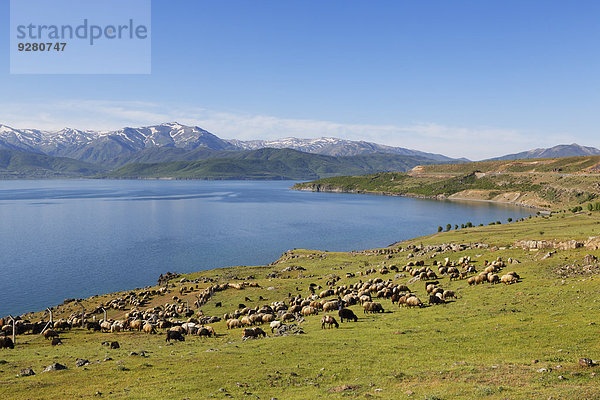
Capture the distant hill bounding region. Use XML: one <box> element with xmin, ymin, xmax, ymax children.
<box><xmin>488</xmin><ymin>144</ymin><xmax>600</xmax><ymax>161</ymax></box>
<box><xmin>294</xmin><ymin>155</ymin><xmax>600</xmax><ymax>209</ymax></box>
<box><xmin>104</xmin><ymin>148</ymin><xmax>448</xmax><ymax>180</ymax></box>
<box><xmin>0</xmin><ymin>149</ymin><xmax>106</xmax><ymax>179</ymax></box>
<box><xmin>0</xmin><ymin>122</ymin><xmax>465</xmax><ymax>167</ymax></box>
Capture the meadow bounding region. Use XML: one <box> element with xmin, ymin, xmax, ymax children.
<box><xmin>2</xmin><ymin>211</ymin><xmax>600</xmax><ymax>399</ymax></box>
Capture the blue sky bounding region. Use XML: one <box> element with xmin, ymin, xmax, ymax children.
<box><xmin>1</xmin><ymin>0</ymin><xmax>599</xmax><ymax>159</ymax></box>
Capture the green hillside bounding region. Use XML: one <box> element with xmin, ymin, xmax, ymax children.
<box><xmin>103</xmin><ymin>148</ymin><xmax>447</xmax><ymax>180</ymax></box>
<box><xmin>0</xmin><ymin>150</ymin><xmax>106</xmax><ymax>179</ymax></box>
<box><xmin>293</xmin><ymin>155</ymin><xmax>600</xmax><ymax>209</ymax></box>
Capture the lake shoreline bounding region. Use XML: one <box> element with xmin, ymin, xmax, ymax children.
<box><xmin>291</xmin><ymin>185</ymin><xmax>545</xmax><ymax>211</ymax></box>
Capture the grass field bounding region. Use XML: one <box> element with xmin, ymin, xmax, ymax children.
<box><xmin>2</xmin><ymin>212</ymin><xmax>600</xmax><ymax>399</ymax></box>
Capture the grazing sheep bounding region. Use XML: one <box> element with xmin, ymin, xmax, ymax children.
<box><xmin>129</xmin><ymin>320</ymin><xmax>142</xmax><ymax>331</ymax></box>
<box><xmin>43</xmin><ymin>330</ymin><xmax>59</xmax><ymax>340</ymax></box>
<box><xmin>321</xmin><ymin>315</ymin><xmax>339</xmax><ymax>329</ymax></box>
<box><xmin>281</xmin><ymin>313</ymin><xmax>296</xmax><ymax>322</ymax></box>
<box><xmin>500</xmin><ymin>274</ymin><xmax>518</xmax><ymax>284</ymax></box>
<box><xmin>226</xmin><ymin>319</ymin><xmax>241</xmax><ymax>329</ymax></box>
<box><xmin>338</xmin><ymin>308</ymin><xmax>358</xmax><ymax>322</ymax></box>
<box><xmin>301</xmin><ymin>306</ymin><xmax>317</xmax><ymax>316</ymax></box>
<box><xmin>0</xmin><ymin>336</ymin><xmax>14</xmax><ymax>349</ymax></box>
<box><xmin>100</xmin><ymin>321</ymin><xmax>112</xmax><ymax>332</ymax></box>
<box><xmin>484</xmin><ymin>266</ymin><xmax>497</xmax><ymax>274</ymax></box>
<box><xmin>110</xmin><ymin>321</ymin><xmax>123</xmax><ymax>333</ymax></box>
<box><xmin>270</xmin><ymin>321</ymin><xmax>282</xmax><ymax>333</ymax></box>
<box><xmin>362</xmin><ymin>302</ymin><xmax>384</xmax><ymax>313</ymax></box>
<box><xmin>442</xmin><ymin>290</ymin><xmax>456</xmax><ymax>300</ymax></box>
<box><xmin>262</xmin><ymin>314</ymin><xmax>275</xmax><ymax>323</ymax></box>
<box><xmin>166</xmin><ymin>330</ymin><xmax>185</xmax><ymax>342</ymax></box>
<box><xmin>467</xmin><ymin>277</ymin><xmax>476</xmax><ymax>286</ymax></box>
<box><xmin>197</xmin><ymin>326</ymin><xmax>214</xmax><ymax>337</ymax></box>
<box><xmin>242</xmin><ymin>327</ymin><xmax>266</xmax><ymax>339</ymax></box>
<box><xmin>322</xmin><ymin>301</ymin><xmax>339</xmax><ymax>312</ymax></box>
<box><xmin>169</xmin><ymin>325</ymin><xmax>186</xmax><ymax>335</ymax></box>
<box><xmin>86</xmin><ymin>321</ymin><xmax>101</xmax><ymax>331</ymax></box>
<box><xmin>429</xmin><ymin>294</ymin><xmax>444</xmax><ymax>305</ymax></box>
<box><xmin>487</xmin><ymin>273</ymin><xmax>500</xmax><ymax>284</ymax></box>
<box><xmin>405</xmin><ymin>296</ymin><xmax>423</xmax><ymax>308</ymax></box>
<box><xmin>506</xmin><ymin>271</ymin><xmax>521</xmax><ymax>279</ymax></box>
<box><xmin>143</xmin><ymin>323</ymin><xmax>157</xmax><ymax>334</ymax></box>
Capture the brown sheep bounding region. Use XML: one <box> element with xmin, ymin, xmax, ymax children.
<box><xmin>143</xmin><ymin>323</ymin><xmax>156</xmax><ymax>334</ymax></box>
<box><xmin>322</xmin><ymin>301</ymin><xmax>339</xmax><ymax>312</ymax></box>
<box><xmin>487</xmin><ymin>273</ymin><xmax>500</xmax><ymax>284</ymax></box>
<box><xmin>262</xmin><ymin>314</ymin><xmax>275</xmax><ymax>323</ymax></box>
<box><xmin>169</xmin><ymin>325</ymin><xmax>186</xmax><ymax>334</ymax></box>
<box><xmin>321</xmin><ymin>315</ymin><xmax>339</xmax><ymax>329</ymax></box>
<box><xmin>506</xmin><ymin>271</ymin><xmax>521</xmax><ymax>279</ymax></box>
<box><xmin>43</xmin><ymin>330</ymin><xmax>59</xmax><ymax>340</ymax></box>
<box><xmin>281</xmin><ymin>312</ymin><xmax>296</xmax><ymax>322</ymax></box>
<box><xmin>227</xmin><ymin>319</ymin><xmax>241</xmax><ymax>329</ymax></box>
<box><xmin>362</xmin><ymin>302</ymin><xmax>384</xmax><ymax>313</ymax></box>
<box><xmin>242</xmin><ymin>327</ymin><xmax>266</xmax><ymax>339</ymax></box>
<box><xmin>301</xmin><ymin>306</ymin><xmax>317</xmax><ymax>316</ymax></box>
<box><xmin>129</xmin><ymin>320</ymin><xmax>143</xmax><ymax>331</ymax></box>
<box><xmin>405</xmin><ymin>296</ymin><xmax>423</xmax><ymax>308</ymax></box>
<box><xmin>442</xmin><ymin>290</ymin><xmax>456</xmax><ymax>299</ymax></box>
<box><xmin>500</xmin><ymin>274</ymin><xmax>518</xmax><ymax>284</ymax></box>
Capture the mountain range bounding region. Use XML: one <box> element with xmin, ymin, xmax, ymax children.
<box><xmin>486</xmin><ymin>143</ymin><xmax>600</xmax><ymax>161</ymax></box>
<box><xmin>1</xmin><ymin>122</ymin><xmax>599</xmax><ymax>179</ymax></box>
<box><xmin>0</xmin><ymin>122</ymin><xmax>458</xmax><ymax>167</ymax></box>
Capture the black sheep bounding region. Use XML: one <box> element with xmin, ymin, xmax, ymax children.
<box><xmin>338</xmin><ymin>308</ymin><xmax>358</xmax><ymax>322</ymax></box>
<box><xmin>166</xmin><ymin>330</ymin><xmax>185</xmax><ymax>342</ymax></box>
<box><xmin>0</xmin><ymin>336</ymin><xmax>14</xmax><ymax>349</ymax></box>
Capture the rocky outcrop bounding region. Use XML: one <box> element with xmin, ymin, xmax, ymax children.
<box><xmin>515</xmin><ymin>239</ymin><xmax>584</xmax><ymax>250</ymax></box>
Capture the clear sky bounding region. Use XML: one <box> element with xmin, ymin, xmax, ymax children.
<box><xmin>1</xmin><ymin>0</ymin><xmax>599</xmax><ymax>159</ymax></box>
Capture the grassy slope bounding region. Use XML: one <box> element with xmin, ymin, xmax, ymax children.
<box><xmin>2</xmin><ymin>212</ymin><xmax>600</xmax><ymax>399</ymax></box>
<box><xmin>293</xmin><ymin>155</ymin><xmax>600</xmax><ymax>209</ymax></box>
<box><xmin>102</xmin><ymin>148</ymin><xmax>446</xmax><ymax>180</ymax></box>
<box><xmin>0</xmin><ymin>150</ymin><xmax>106</xmax><ymax>179</ymax></box>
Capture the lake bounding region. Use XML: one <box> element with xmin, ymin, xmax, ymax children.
<box><xmin>0</xmin><ymin>180</ymin><xmax>532</xmax><ymax>316</ymax></box>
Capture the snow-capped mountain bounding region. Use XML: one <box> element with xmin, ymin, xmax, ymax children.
<box><xmin>229</xmin><ymin>137</ymin><xmax>457</xmax><ymax>161</ymax></box>
<box><xmin>0</xmin><ymin>122</ymin><xmax>461</xmax><ymax>166</ymax></box>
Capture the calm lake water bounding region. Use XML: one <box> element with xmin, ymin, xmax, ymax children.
<box><xmin>0</xmin><ymin>180</ymin><xmax>532</xmax><ymax>316</ymax></box>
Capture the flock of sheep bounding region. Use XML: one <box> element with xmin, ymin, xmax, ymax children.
<box><xmin>0</xmin><ymin>254</ymin><xmax>521</xmax><ymax>349</ymax></box>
